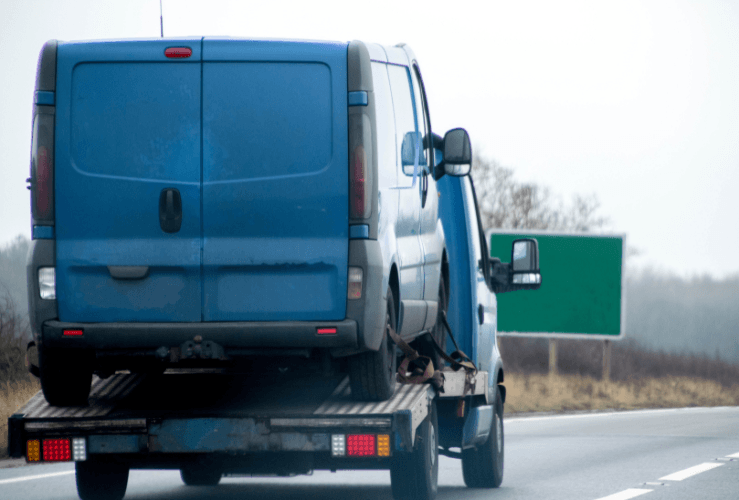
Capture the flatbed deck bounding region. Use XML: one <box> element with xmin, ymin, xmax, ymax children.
<box><xmin>9</xmin><ymin>368</ymin><xmax>487</xmax><ymax>458</ymax></box>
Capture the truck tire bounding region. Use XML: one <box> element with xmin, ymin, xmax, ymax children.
<box><xmin>40</xmin><ymin>347</ymin><xmax>92</xmax><ymax>407</ymax></box>
<box><xmin>76</xmin><ymin>461</ymin><xmax>129</xmax><ymax>500</ymax></box>
<box><xmin>349</xmin><ymin>288</ymin><xmax>397</xmax><ymax>401</ymax></box>
<box><xmin>461</xmin><ymin>388</ymin><xmax>504</xmax><ymax>488</ymax></box>
<box><xmin>180</xmin><ymin>466</ymin><xmax>222</xmax><ymax>486</ymax></box>
<box><xmin>390</xmin><ymin>399</ymin><xmax>439</xmax><ymax>500</ymax></box>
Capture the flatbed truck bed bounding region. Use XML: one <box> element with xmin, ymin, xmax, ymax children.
<box><xmin>8</xmin><ymin>368</ymin><xmax>495</xmax><ymax>499</ymax></box>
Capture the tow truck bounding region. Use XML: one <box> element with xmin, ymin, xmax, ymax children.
<box><xmin>9</xmin><ymin>173</ymin><xmax>541</xmax><ymax>500</ymax></box>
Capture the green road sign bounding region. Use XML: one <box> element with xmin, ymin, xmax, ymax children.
<box><xmin>488</xmin><ymin>231</ymin><xmax>625</xmax><ymax>340</ymax></box>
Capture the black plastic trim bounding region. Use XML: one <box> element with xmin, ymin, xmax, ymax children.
<box><xmin>341</xmin><ymin>239</ymin><xmax>385</xmax><ymax>355</ymax></box>
<box><xmin>8</xmin><ymin>414</ymin><xmax>25</xmax><ymax>458</ymax></box>
<box><xmin>42</xmin><ymin>319</ymin><xmax>358</xmax><ymax>350</ymax></box>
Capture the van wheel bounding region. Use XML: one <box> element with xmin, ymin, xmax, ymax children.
<box><xmin>349</xmin><ymin>288</ymin><xmax>397</xmax><ymax>401</ymax></box>
<box><xmin>461</xmin><ymin>388</ymin><xmax>504</xmax><ymax>488</ymax></box>
<box><xmin>76</xmin><ymin>461</ymin><xmax>129</xmax><ymax>500</ymax></box>
<box><xmin>180</xmin><ymin>466</ymin><xmax>222</xmax><ymax>486</ymax></box>
<box><xmin>40</xmin><ymin>347</ymin><xmax>92</xmax><ymax>407</ymax></box>
<box><xmin>390</xmin><ymin>399</ymin><xmax>439</xmax><ymax>500</ymax></box>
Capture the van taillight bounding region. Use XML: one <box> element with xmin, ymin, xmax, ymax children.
<box><xmin>351</xmin><ymin>145</ymin><xmax>366</xmax><ymax>218</ymax></box>
<box><xmin>348</xmin><ymin>113</ymin><xmax>372</xmax><ymax>219</ymax></box>
<box><xmin>31</xmin><ymin>113</ymin><xmax>55</xmax><ymax>223</ymax></box>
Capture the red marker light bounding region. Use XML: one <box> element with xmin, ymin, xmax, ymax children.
<box><xmin>347</xmin><ymin>434</ymin><xmax>376</xmax><ymax>456</ymax></box>
<box><xmin>63</xmin><ymin>329</ymin><xmax>83</xmax><ymax>336</ymax></box>
<box><xmin>42</xmin><ymin>439</ymin><xmax>71</xmax><ymax>461</ymax></box>
<box><xmin>317</xmin><ymin>328</ymin><xmax>337</xmax><ymax>335</ymax></box>
<box><xmin>165</xmin><ymin>47</ymin><xmax>192</xmax><ymax>58</ymax></box>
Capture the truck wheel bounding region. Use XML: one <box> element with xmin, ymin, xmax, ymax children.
<box><xmin>40</xmin><ymin>347</ymin><xmax>92</xmax><ymax>407</ymax></box>
<box><xmin>180</xmin><ymin>466</ymin><xmax>222</xmax><ymax>486</ymax></box>
<box><xmin>390</xmin><ymin>399</ymin><xmax>439</xmax><ymax>500</ymax></box>
<box><xmin>349</xmin><ymin>288</ymin><xmax>397</xmax><ymax>401</ymax></box>
<box><xmin>461</xmin><ymin>388</ymin><xmax>504</xmax><ymax>488</ymax></box>
<box><xmin>76</xmin><ymin>461</ymin><xmax>129</xmax><ymax>500</ymax></box>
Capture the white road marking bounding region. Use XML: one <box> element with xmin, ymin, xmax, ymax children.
<box><xmin>507</xmin><ymin>406</ymin><xmax>738</xmax><ymax>423</ymax></box>
<box><xmin>0</xmin><ymin>470</ymin><xmax>74</xmax><ymax>485</ymax></box>
<box><xmin>659</xmin><ymin>462</ymin><xmax>724</xmax><ymax>481</ymax></box>
<box><xmin>593</xmin><ymin>488</ymin><xmax>652</xmax><ymax>500</ymax></box>
<box><xmin>727</xmin><ymin>452</ymin><xmax>739</xmax><ymax>458</ymax></box>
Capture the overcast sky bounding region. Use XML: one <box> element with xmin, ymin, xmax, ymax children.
<box><xmin>2</xmin><ymin>0</ymin><xmax>738</xmax><ymax>278</ymax></box>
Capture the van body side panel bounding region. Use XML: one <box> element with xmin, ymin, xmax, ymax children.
<box><xmin>54</xmin><ymin>41</ymin><xmax>203</xmax><ymax>322</ymax></box>
<box><xmin>202</xmin><ymin>40</ymin><xmax>349</xmax><ymax>321</ymax></box>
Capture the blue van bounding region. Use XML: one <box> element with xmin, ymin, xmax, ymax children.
<box><xmin>26</xmin><ymin>38</ymin><xmax>473</xmax><ymax>406</ymax></box>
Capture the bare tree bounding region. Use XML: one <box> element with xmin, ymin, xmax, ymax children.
<box><xmin>470</xmin><ymin>152</ymin><xmax>608</xmax><ymax>232</ymax></box>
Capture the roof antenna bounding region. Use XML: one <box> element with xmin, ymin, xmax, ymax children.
<box><xmin>159</xmin><ymin>0</ymin><xmax>164</xmax><ymax>38</ymax></box>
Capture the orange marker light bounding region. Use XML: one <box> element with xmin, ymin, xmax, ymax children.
<box><xmin>27</xmin><ymin>440</ymin><xmax>40</xmax><ymax>462</ymax></box>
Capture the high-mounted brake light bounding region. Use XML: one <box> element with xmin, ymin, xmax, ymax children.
<box><xmin>165</xmin><ymin>47</ymin><xmax>192</xmax><ymax>58</ymax></box>
<box><xmin>63</xmin><ymin>329</ymin><xmax>83</xmax><ymax>337</ymax></box>
<box><xmin>317</xmin><ymin>328</ymin><xmax>337</xmax><ymax>335</ymax></box>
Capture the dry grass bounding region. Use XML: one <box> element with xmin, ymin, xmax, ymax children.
<box><xmin>505</xmin><ymin>372</ymin><xmax>739</xmax><ymax>414</ymax></box>
<box><xmin>1</xmin><ymin>378</ymin><xmax>40</xmax><ymax>458</ymax></box>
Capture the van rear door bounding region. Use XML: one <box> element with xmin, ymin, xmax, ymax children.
<box><xmin>54</xmin><ymin>40</ymin><xmax>203</xmax><ymax>322</ymax></box>
<box><xmin>201</xmin><ymin>39</ymin><xmax>349</xmax><ymax>321</ymax></box>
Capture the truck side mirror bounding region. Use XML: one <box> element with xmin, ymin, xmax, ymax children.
<box><xmin>442</xmin><ymin>128</ymin><xmax>471</xmax><ymax>177</ymax></box>
<box><xmin>488</xmin><ymin>238</ymin><xmax>542</xmax><ymax>293</ymax></box>
<box><xmin>511</xmin><ymin>239</ymin><xmax>541</xmax><ymax>285</ymax></box>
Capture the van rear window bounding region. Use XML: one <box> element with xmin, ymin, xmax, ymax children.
<box><xmin>71</xmin><ymin>62</ymin><xmax>201</xmax><ymax>182</ymax></box>
<box><xmin>203</xmin><ymin>62</ymin><xmax>333</xmax><ymax>183</ymax></box>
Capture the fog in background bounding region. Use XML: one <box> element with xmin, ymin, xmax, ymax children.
<box><xmin>1</xmin><ymin>1</ymin><xmax>738</xmax><ymax>364</ymax></box>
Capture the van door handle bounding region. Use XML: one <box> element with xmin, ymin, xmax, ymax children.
<box><xmin>159</xmin><ymin>188</ymin><xmax>182</xmax><ymax>233</ymax></box>
<box><xmin>108</xmin><ymin>266</ymin><xmax>149</xmax><ymax>280</ymax></box>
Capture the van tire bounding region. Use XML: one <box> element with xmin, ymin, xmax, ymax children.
<box><xmin>40</xmin><ymin>347</ymin><xmax>92</xmax><ymax>407</ymax></box>
<box><xmin>180</xmin><ymin>466</ymin><xmax>222</xmax><ymax>486</ymax></box>
<box><xmin>390</xmin><ymin>399</ymin><xmax>439</xmax><ymax>500</ymax></box>
<box><xmin>349</xmin><ymin>288</ymin><xmax>397</xmax><ymax>401</ymax></box>
<box><xmin>76</xmin><ymin>461</ymin><xmax>129</xmax><ymax>500</ymax></box>
<box><xmin>461</xmin><ymin>388</ymin><xmax>504</xmax><ymax>488</ymax></box>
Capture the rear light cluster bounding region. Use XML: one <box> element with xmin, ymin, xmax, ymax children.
<box><xmin>43</xmin><ymin>439</ymin><xmax>71</xmax><ymax>461</ymax></box>
<box><xmin>348</xmin><ymin>114</ymin><xmax>372</xmax><ymax>219</ymax></box>
<box><xmin>31</xmin><ymin>113</ymin><xmax>55</xmax><ymax>225</ymax></box>
<box><xmin>331</xmin><ymin>434</ymin><xmax>390</xmax><ymax>457</ymax></box>
<box><xmin>27</xmin><ymin>437</ymin><xmax>86</xmax><ymax>462</ymax></box>
<box><xmin>38</xmin><ymin>267</ymin><xmax>56</xmax><ymax>300</ymax></box>
<box><xmin>347</xmin><ymin>267</ymin><xmax>363</xmax><ymax>300</ymax></box>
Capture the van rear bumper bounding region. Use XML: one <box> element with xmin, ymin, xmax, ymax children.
<box><xmin>42</xmin><ymin>320</ymin><xmax>358</xmax><ymax>352</ymax></box>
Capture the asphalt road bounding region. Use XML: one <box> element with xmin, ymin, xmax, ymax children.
<box><xmin>1</xmin><ymin>406</ymin><xmax>737</xmax><ymax>500</ymax></box>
